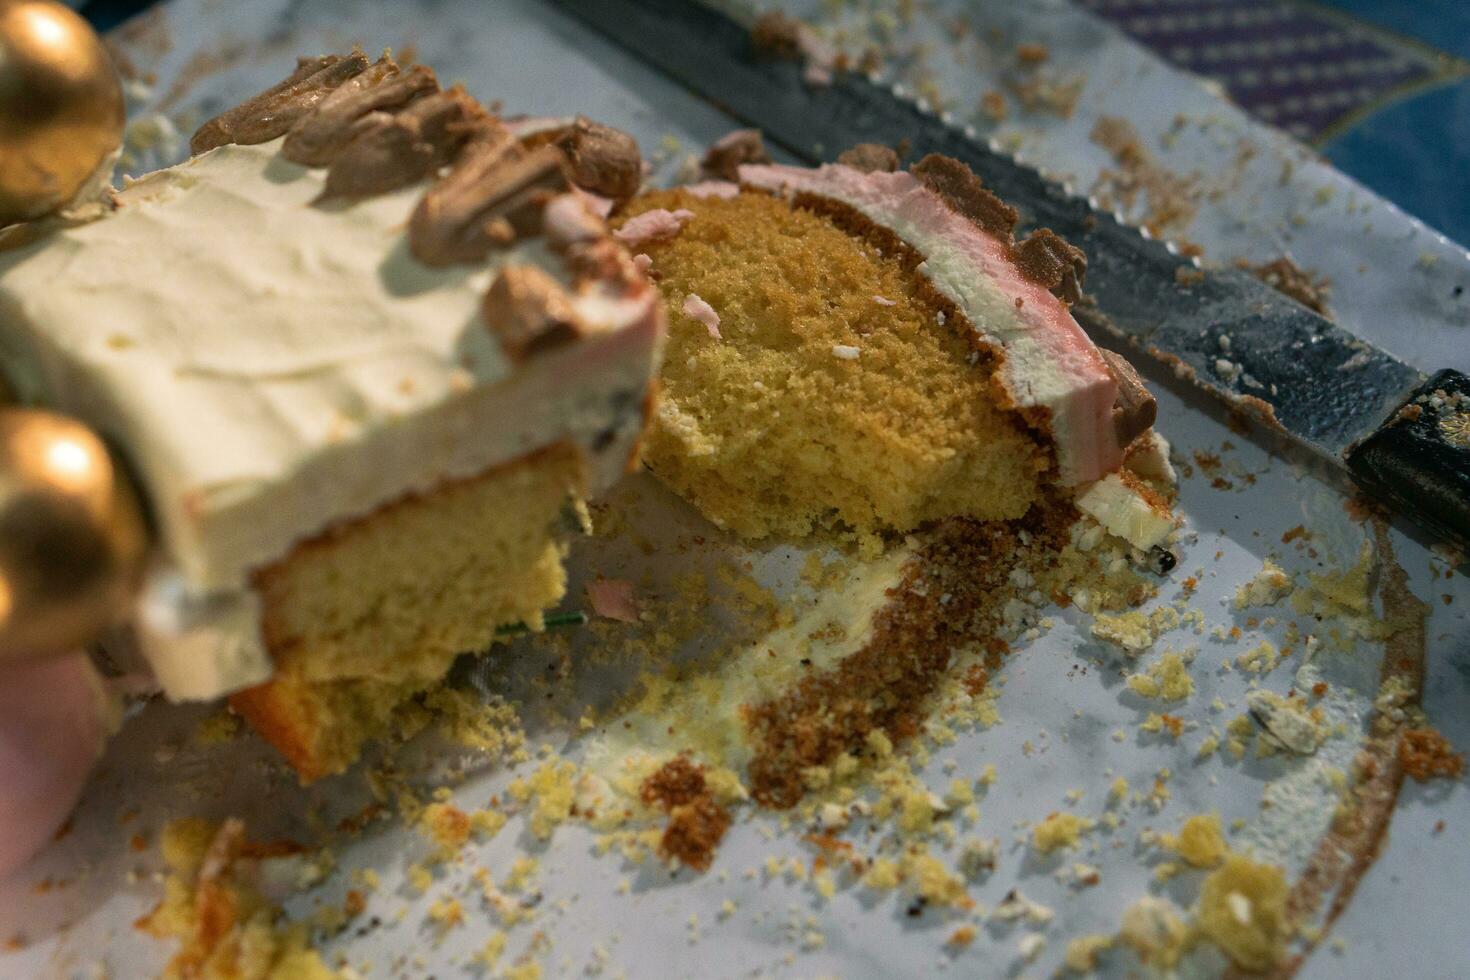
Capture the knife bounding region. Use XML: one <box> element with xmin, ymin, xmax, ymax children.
<box><xmin>553</xmin><ymin>0</ymin><xmax>1470</xmax><ymax>554</ymax></box>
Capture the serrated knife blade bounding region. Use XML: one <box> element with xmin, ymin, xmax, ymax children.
<box><xmin>552</xmin><ymin>0</ymin><xmax>1470</xmax><ymax>552</ymax></box>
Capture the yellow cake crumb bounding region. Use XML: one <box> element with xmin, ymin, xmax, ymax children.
<box><xmin>1032</xmin><ymin>812</ymin><xmax>1096</xmax><ymax>854</ymax></box>
<box><xmin>1064</xmin><ymin>933</ymin><xmax>1114</xmax><ymax>973</ymax></box>
<box><xmin>427</xmin><ymin>896</ymin><xmax>463</xmax><ymax>932</ymax></box>
<box><xmin>407</xmin><ymin>864</ymin><xmax>433</xmax><ymax>892</ymax></box>
<box><xmin>1232</xmin><ymin>559</ymin><xmax>1292</xmax><ymax>609</ymax></box>
<box><xmin>1126</xmin><ymin>650</ymin><xmax>1194</xmax><ymax>701</ymax></box>
<box><xmin>503</xmin><ymin>857</ymin><xmax>539</xmax><ymax>893</ymax></box>
<box><xmin>476</xmin><ymin>932</ymin><xmax>508</xmax><ymax>967</ymax></box>
<box><xmin>1195</xmin><ymin>854</ymin><xmax>1291</xmax><ymax>971</ymax></box>
<box><xmin>470</xmin><ymin>808</ymin><xmax>508</xmax><ymax>839</ymax></box>
<box><xmin>862</xmin><ymin>858</ymin><xmax>902</xmax><ymax>890</ymax></box>
<box><xmin>1161</xmin><ymin>813</ymin><xmax>1227</xmax><ymax>868</ymax></box>
<box><xmin>137</xmin><ymin>819</ymin><xmax>334</xmax><ymax>980</ymax></box>
<box><xmin>417</xmin><ymin>802</ymin><xmax>471</xmax><ymax>856</ymax></box>
<box><xmin>1118</xmin><ymin>896</ymin><xmax>1187</xmax><ymax>969</ymax></box>
<box><xmin>507</xmin><ymin>759</ymin><xmax>580</xmax><ymax>839</ymax></box>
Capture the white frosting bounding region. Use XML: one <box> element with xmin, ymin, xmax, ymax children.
<box><xmin>738</xmin><ymin>163</ymin><xmax>1122</xmax><ymax>484</ymax></box>
<box><xmin>1074</xmin><ymin>474</ymin><xmax>1177</xmax><ymax>551</ymax></box>
<box><xmin>0</xmin><ymin>139</ymin><xmax>662</xmax><ymax>698</ymax></box>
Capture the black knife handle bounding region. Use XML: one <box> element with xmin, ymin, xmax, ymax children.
<box><xmin>1346</xmin><ymin>370</ymin><xmax>1470</xmax><ymax>553</ymax></box>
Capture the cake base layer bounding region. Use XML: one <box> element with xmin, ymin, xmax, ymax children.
<box><xmin>625</xmin><ymin>189</ymin><xmax>1046</xmax><ymax>542</ymax></box>
<box><xmin>231</xmin><ymin>445</ymin><xmax>586</xmax><ymax>782</ymax></box>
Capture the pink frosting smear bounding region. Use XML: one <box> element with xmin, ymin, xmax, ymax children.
<box><xmin>682</xmin><ymin>293</ymin><xmax>722</xmax><ymax>339</ymax></box>
<box><xmin>587</xmin><ymin>578</ymin><xmax>639</xmax><ymax>623</ymax></box>
<box><xmin>613</xmin><ymin>208</ymin><xmax>695</xmax><ymax>248</ymax></box>
<box><xmin>683</xmin><ymin>180</ymin><xmax>740</xmax><ymax>200</ymax></box>
<box><xmin>737</xmin><ymin>162</ymin><xmax>1121</xmax><ymax>484</ymax></box>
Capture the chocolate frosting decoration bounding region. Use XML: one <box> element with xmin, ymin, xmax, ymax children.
<box><xmin>483</xmin><ymin>265</ymin><xmax>587</xmax><ymax>362</ymax></box>
<box><xmin>190</xmin><ymin>54</ymin><xmax>342</xmax><ymax>154</ymax></box>
<box><xmin>836</xmin><ymin>143</ymin><xmax>900</xmax><ymax>173</ymax></box>
<box><xmin>183</xmin><ymin>48</ymin><xmax>653</xmax><ymax>383</ymax></box>
<box><xmin>1013</xmin><ymin>228</ymin><xmax>1087</xmax><ymax>305</ymax></box>
<box><xmin>409</xmin><ymin>135</ymin><xmax>570</xmax><ymax>267</ymax></box>
<box><xmin>701</xmin><ymin>129</ymin><xmax>770</xmax><ymax>182</ymax></box>
<box><xmin>282</xmin><ymin>58</ymin><xmax>439</xmax><ymax>166</ymax></box>
<box><xmin>910</xmin><ymin>154</ymin><xmax>1019</xmax><ymax>240</ymax></box>
<box><xmin>1098</xmin><ymin>348</ymin><xmax>1157</xmax><ymax>447</ymax></box>
<box><xmin>191</xmin><ymin>53</ymin><xmax>370</xmax><ymax>154</ymax></box>
<box><xmin>555</xmin><ymin>118</ymin><xmax>643</xmax><ymax>205</ymax></box>
<box><xmin>322</xmin><ymin>88</ymin><xmax>479</xmax><ymax>201</ymax></box>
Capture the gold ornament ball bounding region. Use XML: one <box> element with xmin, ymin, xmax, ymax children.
<box><xmin>0</xmin><ymin>0</ymin><xmax>125</xmax><ymax>227</ymax></box>
<box><xmin>0</xmin><ymin>409</ymin><xmax>147</xmax><ymax>661</ymax></box>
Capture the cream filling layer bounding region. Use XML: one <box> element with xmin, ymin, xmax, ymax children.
<box><xmin>737</xmin><ymin>163</ymin><xmax>1121</xmax><ymax>485</ymax></box>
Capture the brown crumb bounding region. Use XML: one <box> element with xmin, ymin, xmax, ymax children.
<box><xmin>1241</xmin><ymin>257</ymin><xmax>1331</xmax><ymax>316</ymax></box>
<box><xmin>979</xmin><ymin>90</ymin><xmax>1007</xmax><ymax>122</ymax></box>
<box><xmin>130</xmin><ymin>833</ymin><xmax>148</xmax><ymax>853</ymax></box>
<box><xmin>746</xmin><ymin>514</ymin><xmax>1067</xmax><ymax>809</ymax></box>
<box><xmin>660</xmin><ymin>797</ymin><xmax>732</xmax><ymax>873</ymax></box>
<box><xmin>640</xmin><ymin>754</ymin><xmax>708</xmax><ymax>809</ymax></box>
<box><xmin>1400</xmin><ymin>729</ymin><xmax>1465</xmax><ymax>782</ymax></box>
<box><xmin>344</xmin><ymin>889</ymin><xmax>367</xmax><ymax>918</ymax></box>
<box><xmin>1015</xmin><ymin>43</ymin><xmax>1049</xmax><ymax>64</ymax></box>
<box><xmin>641</xmin><ymin>756</ymin><xmax>731</xmax><ymax>871</ymax></box>
<box><xmin>1089</xmin><ymin>116</ymin><xmax>1198</xmax><ymax>236</ymax></box>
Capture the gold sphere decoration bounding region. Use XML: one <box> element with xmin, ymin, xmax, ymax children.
<box><xmin>0</xmin><ymin>0</ymin><xmax>125</xmax><ymax>227</ymax></box>
<box><xmin>0</xmin><ymin>408</ymin><xmax>148</xmax><ymax>661</ymax></box>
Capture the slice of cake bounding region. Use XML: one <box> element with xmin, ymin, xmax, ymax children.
<box><xmin>618</xmin><ymin>143</ymin><xmax>1171</xmax><ymax>551</ymax></box>
<box><xmin>0</xmin><ymin>52</ymin><xmax>664</xmax><ymax>780</ymax></box>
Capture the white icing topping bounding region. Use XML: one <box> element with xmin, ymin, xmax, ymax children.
<box><xmin>0</xmin><ymin>139</ymin><xmax>662</xmax><ymax>699</ymax></box>
<box><xmin>738</xmin><ymin>163</ymin><xmax>1122</xmax><ymax>484</ymax></box>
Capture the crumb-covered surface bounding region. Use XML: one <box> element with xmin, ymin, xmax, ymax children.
<box><xmin>4</xmin><ymin>2</ymin><xmax>1468</xmax><ymax>978</ymax></box>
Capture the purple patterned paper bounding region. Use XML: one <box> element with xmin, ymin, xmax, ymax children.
<box><xmin>1076</xmin><ymin>0</ymin><xmax>1438</xmax><ymax>140</ymax></box>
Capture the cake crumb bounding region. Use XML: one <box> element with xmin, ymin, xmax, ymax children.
<box><xmin>1232</xmin><ymin>558</ymin><xmax>1292</xmax><ymax>609</ymax></box>
<box><xmin>1400</xmin><ymin>728</ymin><xmax>1465</xmax><ymax>781</ymax></box>
<box><xmin>1160</xmin><ymin>812</ymin><xmax>1226</xmax><ymax>868</ymax></box>
<box><xmin>1064</xmin><ymin>933</ymin><xmax>1113</xmax><ymax>972</ymax></box>
<box><xmin>1118</xmin><ymin>895</ymin><xmax>1187</xmax><ymax>969</ymax></box>
<box><xmin>1032</xmin><ymin>812</ymin><xmax>1094</xmax><ymax>854</ymax></box>
<box><xmin>1126</xmin><ymin>650</ymin><xmax>1194</xmax><ymax>701</ymax></box>
<box><xmin>1195</xmin><ymin>854</ymin><xmax>1290</xmax><ymax>972</ymax></box>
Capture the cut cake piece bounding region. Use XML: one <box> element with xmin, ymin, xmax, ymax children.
<box><xmin>619</xmin><ymin>145</ymin><xmax>1170</xmax><ymax>550</ymax></box>
<box><xmin>0</xmin><ymin>52</ymin><xmax>664</xmax><ymax>780</ymax></box>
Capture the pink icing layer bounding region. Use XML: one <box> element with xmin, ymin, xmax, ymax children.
<box><xmin>613</xmin><ymin>207</ymin><xmax>695</xmax><ymax>248</ymax></box>
<box><xmin>736</xmin><ymin>163</ymin><xmax>1121</xmax><ymax>485</ymax></box>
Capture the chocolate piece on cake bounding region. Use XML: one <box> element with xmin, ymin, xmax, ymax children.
<box><xmin>0</xmin><ymin>53</ymin><xmax>665</xmax><ymax>780</ymax></box>
<box><xmin>700</xmin><ymin>129</ymin><xmax>770</xmax><ymax>182</ymax></box>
